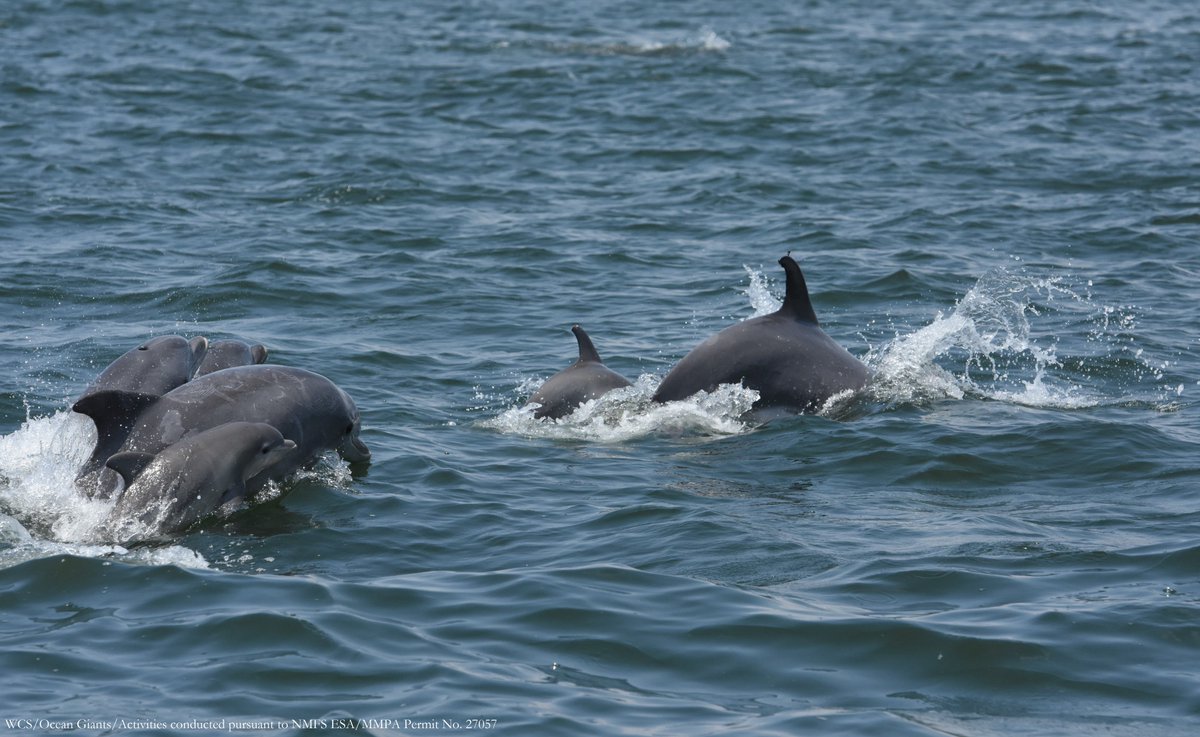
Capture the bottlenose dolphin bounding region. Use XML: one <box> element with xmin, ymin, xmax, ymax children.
<box><xmin>105</xmin><ymin>422</ymin><xmax>296</xmax><ymax>536</ymax></box>
<box><xmin>87</xmin><ymin>365</ymin><xmax>370</xmax><ymax>498</ymax></box>
<box><xmin>652</xmin><ymin>256</ymin><xmax>868</xmax><ymax>414</ymax></box>
<box><xmin>73</xmin><ymin>335</ymin><xmax>209</xmax><ymax>484</ymax></box>
<box><xmin>528</xmin><ymin>325</ymin><xmax>632</xmax><ymax>420</ymax></box>
<box><xmin>194</xmin><ymin>339</ymin><xmax>268</xmax><ymax>377</ymax></box>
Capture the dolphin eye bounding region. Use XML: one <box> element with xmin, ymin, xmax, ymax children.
<box><xmin>346</xmin><ymin>424</ymin><xmax>354</xmax><ymax>435</ymax></box>
<box><xmin>260</xmin><ymin>444</ymin><xmax>271</xmax><ymax>455</ymax></box>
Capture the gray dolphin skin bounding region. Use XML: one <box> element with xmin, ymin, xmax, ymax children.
<box><xmin>528</xmin><ymin>324</ymin><xmax>632</xmax><ymax>420</ymax></box>
<box><xmin>105</xmin><ymin>422</ymin><xmax>297</xmax><ymax>536</ymax></box>
<box><xmin>652</xmin><ymin>256</ymin><xmax>868</xmax><ymax>414</ymax></box>
<box><xmin>89</xmin><ymin>364</ymin><xmax>370</xmax><ymax>498</ymax></box>
<box><xmin>193</xmin><ymin>339</ymin><xmax>268</xmax><ymax>377</ymax></box>
<box><xmin>73</xmin><ymin>335</ymin><xmax>209</xmax><ymax>484</ymax></box>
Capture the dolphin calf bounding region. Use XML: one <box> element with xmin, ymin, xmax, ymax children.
<box><xmin>652</xmin><ymin>256</ymin><xmax>868</xmax><ymax>414</ymax></box>
<box><xmin>87</xmin><ymin>365</ymin><xmax>370</xmax><ymax>498</ymax></box>
<box><xmin>194</xmin><ymin>339</ymin><xmax>268</xmax><ymax>377</ymax></box>
<box><xmin>528</xmin><ymin>325</ymin><xmax>632</xmax><ymax>420</ymax></box>
<box><xmin>73</xmin><ymin>335</ymin><xmax>209</xmax><ymax>484</ymax></box>
<box><xmin>105</xmin><ymin>422</ymin><xmax>296</xmax><ymax>536</ymax></box>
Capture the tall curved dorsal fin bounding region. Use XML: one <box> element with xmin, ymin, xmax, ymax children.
<box><xmin>777</xmin><ymin>255</ymin><xmax>819</xmax><ymax>325</ymax></box>
<box><xmin>72</xmin><ymin>390</ymin><xmax>160</xmax><ymax>439</ymax></box>
<box><xmin>571</xmin><ymin>324</ymin><xmax>603</xmax><ymax>363</ymax></box>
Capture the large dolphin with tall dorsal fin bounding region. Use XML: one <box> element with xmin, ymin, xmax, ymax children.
<box><xmin>528</xmin><ymin>324</ymin><xmax>632</xmax><ymax>420</ymax></box>
<box><xmin>652</xmin><ymin>255</ymin><xmax>869</xmax><ymax>414</ymax></box>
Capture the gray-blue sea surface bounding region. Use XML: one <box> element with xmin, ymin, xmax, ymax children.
<box><xmin>1</xmin><ymin>0</ymin><xmax>1198</xmax><ymax>734</ymax></box>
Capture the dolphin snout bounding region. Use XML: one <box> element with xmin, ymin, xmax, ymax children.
<box><xmin>343</xmin><ymin>435</ymin><xmax>371</xmax><ymax>463</ymax></box>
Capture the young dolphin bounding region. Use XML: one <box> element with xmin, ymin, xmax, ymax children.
<box><xmin>528</xmin><ymin>324</ymin><xmax>632</xmax><ymax>420</ymax></box>
<box><xmin>105</xmin><ymin>421</ymin><xmax>296</xmax><ymax>536</ymax></box>
<box><xmin>652</xmin><ymin>256</ymin><xmax>868</xmax><ymax>415</ymax></box>
<box><xmin>73</xmin><ymin>335</ymin><xmax>209</xmax><ymax>486</ymax></box>
<box><xmin>193</xmin><ymin>339</ymin><xmax>269</xmax><ymax>377</ymax></box>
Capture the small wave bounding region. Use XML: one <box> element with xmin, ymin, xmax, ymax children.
<box><xmin>534</xmin><ymin>28</ymin><xmax>731</xmax><ymax>58</ymax></box>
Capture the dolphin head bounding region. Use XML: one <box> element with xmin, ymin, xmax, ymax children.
<box><xmin>239</xmin><ymin>423</ymin><xmax>298</xmax><ymax>479</ymax></box>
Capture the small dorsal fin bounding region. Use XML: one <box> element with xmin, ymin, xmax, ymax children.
<box><xmin>571</xmin><ymin>324</ymin><xmax>603</xmax><ymax>363</ymax></box>
<box><xmin>249</xmin><ymin>344</ymin><xmax>268</xmax><ymax>364</ymax></box>
<box><xmin>188</xmin><ymin>336</ymin><xmax>209</xmax><ymax>371</ymax></box>
<box><xmin>218</xmin><ymin>480</ymin><xmax>248</xmax><ymax>507</ymax></box>
<box><xmin>105</xmin><ymin>451</ymin><xmax>157</xmax><ymax>487</ymax></box>
<box><xmin>777</xmin><ymin>255</ymin><xmax>819</xmax><ymax>325</ymax></box>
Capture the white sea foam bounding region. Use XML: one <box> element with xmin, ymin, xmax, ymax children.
<box><xmin>482</xmin><ymin>374</ymin><xmax>757</xmax><ymax>442</ymax></box>
<box><xmin>0</xmin><ymin>411</ymin><xmax>210</xmax><ymax>568</ymax></box>
<box><xmin>543</xmin><ymin>28</ymin><xmax>731</xmax><ymax>58</ymax></box>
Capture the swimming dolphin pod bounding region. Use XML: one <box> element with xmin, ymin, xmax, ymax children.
<box><xmin>72</xmin><ymin>336</ymin><xmax>370</xmax><ymax>536</ymax></box>
<box><xmin>529</xmin><ymin>255</ymin><xmax>869</xmax><ymax>420</ymax></box>
<box><xmin>69</xmin><ymin>256</ymin><xmax>860</xmax><ymax>535</ymax></box>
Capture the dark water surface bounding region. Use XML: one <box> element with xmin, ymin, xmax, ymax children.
<box><xmin>2</xmin><ymin>1</ymin><xmax>1199</xmax><ymax>735</ymax></box>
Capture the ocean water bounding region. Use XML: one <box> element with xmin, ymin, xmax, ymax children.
<box><xmin>2</xmin><ymin>0</ymin><xmax>1199</xmax><ymax>734</ymax></box>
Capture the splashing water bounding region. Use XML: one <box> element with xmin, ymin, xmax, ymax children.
<box><xmin>543</xmin><ymin>27</ymin><xmax>732</xmax><ymax>57</ymax></box>
<box><xmin>867</xmin><ymin>266</ymin><xmax>1152</xmax><ymax>410</ymax></box>
<box><xmin>482</xmin><ymin>375</ymin><xmax>759</xmax><ymax>442</ymax></box>
<box><xmin>0</xmin><ymin>406</ymin><xmax>355</xmax><ymax>568</ymax></box>
<box><xmin>742</xmin><ymin>264</ymin><xmax>782</xmax><ymax>318</ymax></box>
<box><xmin>0</xmin><ymin>411</ymin><xmax>114</xmax><ymax>541</ymax></box>
<box><xmin>0</xmin><ymin>411</ymin><xmax>205</xmax><ymax>568</ymax></box>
